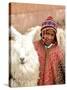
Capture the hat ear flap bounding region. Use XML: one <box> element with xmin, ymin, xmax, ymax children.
<box><xmin>40</xmin><ymin>33</ymin><xmax>42</xmax><ymax>37</ymax></box>
<box><xmin>40</xmin><ymin>32</ymin><xmax>44</xmax><ymax>39</ymax></box>
<box><xmin>52</xmin><ymin>35</ymin><xmax>58</xmax><ymax>45</ymax></box>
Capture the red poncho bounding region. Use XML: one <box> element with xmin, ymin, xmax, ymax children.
<box><xmin>34</xmin><ymin>40</ymin><xmax>65</xmax><ymax>85</ymax></box>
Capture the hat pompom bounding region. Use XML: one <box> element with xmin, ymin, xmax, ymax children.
<box><xmin>47</xmin><ymin>16</ymin><xmax>53</xmax><ymax>20</ymax></box>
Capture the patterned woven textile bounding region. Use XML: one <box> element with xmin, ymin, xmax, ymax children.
<box><xmin>34</xmin><ymin>40</ymin><xmax>65</xmax><ymax>85</ymax></box>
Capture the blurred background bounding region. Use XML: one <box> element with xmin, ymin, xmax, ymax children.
<box><xmin>9</xmin><ymin>3</ymin><xmax>65</xmax><ymax>40</ymax></box>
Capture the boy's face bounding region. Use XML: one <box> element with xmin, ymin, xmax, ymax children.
<box><xmin>41</xmin><ymin>28</ymin><xmax>56</xmax><ymax>46</ymax></box>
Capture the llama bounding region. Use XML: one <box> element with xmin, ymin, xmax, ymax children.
<box><xmin>9</xmin><ymin>26</ymin><xmax>40</xmax><ymax>87</ymax></box>
<box><xmin>56</xmin><ymin>28</ymin><xmax>65</xmax><ymax>51</ymax></box>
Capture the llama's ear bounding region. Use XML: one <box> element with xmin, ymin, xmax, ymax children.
<box><xmin>27</xmin><ymin>26</ymin><xmax>41</xmax><ymax>41</ymax></box>
<box><xmin>9</xmin><ymin>26</ymin><xmax>23</xmax><ymax>40</ymax></box>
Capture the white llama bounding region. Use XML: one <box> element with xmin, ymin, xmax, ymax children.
<box><xmin>9</xmin><ymin>26</ymin><xmax>40</xmax><ymax>87</ymax></box>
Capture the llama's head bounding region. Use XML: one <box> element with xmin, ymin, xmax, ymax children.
<box><xmin>10</xmin><ymin>26</ymin><xmax>40</xmax><ymax>64</ymax></box>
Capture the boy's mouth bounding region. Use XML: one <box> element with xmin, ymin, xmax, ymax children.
<box><xmin>42</xmin><ymin>38</ymin><xmax>52</xmax><ymax>45</ymax></box>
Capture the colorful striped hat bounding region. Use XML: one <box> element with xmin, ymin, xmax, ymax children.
<box><xmin>41</xmin><ymin>16</ymin><xmax>57</xmax><ymax>33</ymax></box>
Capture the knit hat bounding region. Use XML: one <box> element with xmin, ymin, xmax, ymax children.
<box><xmin>41</xmin><ymin>16</ymin><xmax>57</xmax><ymax>33</ymax></box>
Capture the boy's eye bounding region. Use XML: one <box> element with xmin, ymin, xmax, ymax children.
<box><xmin>46</xmin><ymin>32</ymin><xmax>54</xmax><ymax>36</ymax></box>
<box><xmin>51</xmin><ymin>34</ymin><xmax>54</xmax><ymax>36</ymax></box>
<box><xmin>46</xmin><ymin>32</ymin><xmax>50</xmax><ymax>35</ymax></box>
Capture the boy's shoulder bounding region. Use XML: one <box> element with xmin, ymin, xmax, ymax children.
<box><xmin>33</xmin><ymin>40</ymin><xmax>41</xmax><ymax>46</ymax></box>
<box><xmin>51</xmin><ymin>45</ymin><xmax>61</xmax><ymax>53</ymax></box>
<box><xmin>51</xmin><ymin>45</ymin><xmax>64</xmax><ymax>59</ymax></box>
